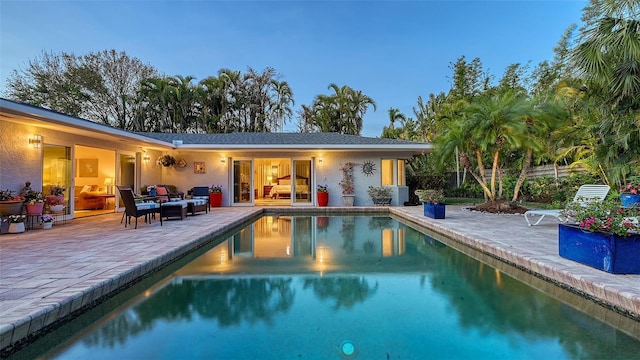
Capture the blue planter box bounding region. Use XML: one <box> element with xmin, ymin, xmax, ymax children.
<box><xmin>558</xmin><ymin>224</ymin><xmax>640</xmax><ymax>274</ymax></box>
<box><xmin>620</xmin><ymin>194</ymin><xmax>640</xmax><ymax>207</ymax></box>
<box><xmin>423</xmin><ymin>203</ymin><xmax>445</xmax><ymax>219</ymax></box>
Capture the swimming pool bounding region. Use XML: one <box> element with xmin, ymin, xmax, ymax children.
<box><xmin>14</xmin><ymin>215</ymin><xmax>640</xmax><ymax>359</ymax></box>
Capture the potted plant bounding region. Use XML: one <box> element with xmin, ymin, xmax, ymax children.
<box><xmin>47</xmin><ymin>196</ymin><xmax>65</xmax><ymax>213</ymax></box>
<box><xmin>7</xmin><ymin>214</ymin><xmax>26</xmax><ymax>233</ymax></box>
<box><xmin>316</xmin><ymin>184</ymin><xmax>329</xmax><ymax>207</ymax></box>
<box><xmin>619</xmin><ymin>180</ymin><xmax>640</xmax><ymax>207</ymax></box>
<box><xmin>0</xmin><ymin>189</ymin><xmax>24</xmax><ymax>217</ymax></box>
<box><xmin>47</xmin><ymin>184</ymin><xmax>66</xmax><ymax>206</ymax></box>
<box><xmin>41</xmin><ymin>214</ymin><xmax>54</xmax><ymax>230</ymax></box>
<box><xmin>23</xmin><ymin>190</ymin><xmax>45</xmax><ymax>215</ymax></box>
<box><xmin>339</xmin><ymin>162</ymin><xmax>355</xmax><ymax>206</ymax></box>
<box><xmin>415</xmin><ymin>189</ymin><xmax>446</xmax><ymax>219</ymax></box>
<box><xmin>367</xmin><ymin>186</ymin><xmax>392</xmax><ymax>206</ymax></box>
<box><xmin>209</xmin><ymin>185</ymin><xmax>223</xmax><ymax>207</ymax></box>
<box><xmin>560</xmin><ymin>199</ymin><xmax>640</xmax><ymax>274</ymax></box>
<box><xmin>157</xmin><ymin>154</ymin><xmax>176</xmax><ymax>167</ymax></box>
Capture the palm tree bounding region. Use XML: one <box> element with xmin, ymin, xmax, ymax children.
<box><xmin>435</xmin><ymin>90</ymin><xmax>529</xmax><ymax>202</ymax></box>
<box><xmin>303</xmin><ymin>84</ymin><xmax>376</xmax><ymax>135</ymax></box>
<box><xmin>570</xmin><ymin>0</ymin><xmax>640</xmax><ymax>183</ymax></box>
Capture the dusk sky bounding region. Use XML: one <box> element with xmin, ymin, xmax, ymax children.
<box><xmin>0</xmin><ymin>0</ymin><xmax>587</xmax><ymax>137</ymax></box>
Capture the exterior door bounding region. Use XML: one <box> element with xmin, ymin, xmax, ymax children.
<box><xmin>292</xmin><ymin>159</ymin><xmax>312</xmax><ymax>205</ymax></box>
<box><xmin>232</xmin><ymin>159</ymin><xmax>253</xmax><ymax>205</ymax></box>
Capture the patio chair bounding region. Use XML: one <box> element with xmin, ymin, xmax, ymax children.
<box><xmin>117</xmin><ymin>186</ymin><xmax>161</xmax><ymax>229</ymax></box>
<box><xmin>191</xmin><ymin>186</ymin><xmax>211</xmax><ymax>211</ymax></box>
<box><xmin>524</xmin><ymin>184</ymin><xmax>610</xmax><ymax>226</ymax></box>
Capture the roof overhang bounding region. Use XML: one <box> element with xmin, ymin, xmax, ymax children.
<box><xmin>178</xmin><ymin>143</ymin><xmax>431</xmax><ymax>155</ymax></box>
<box><xmin>0</xmin><ymin>99</ymin><xmax>172</xmax><ymax>150</ymax></box>
<box><xmin>1</xmin><ymin>99</ymin><xmax>432</xmax><ymax>156</ymax></box>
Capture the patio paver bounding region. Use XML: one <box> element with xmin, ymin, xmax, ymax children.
<box><xmin>1</xmin><ymin>205</ymin><xmax>639</xmax><ymax>354</ymax></box>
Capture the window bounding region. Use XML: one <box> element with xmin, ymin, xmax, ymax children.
<box><xmin>397</xmin><ymin>160</ymin><xmax>406</xmax><ymax>186</ymax></box>
<box><xmin>381</xmin><ymin>159</ymin><xmax>394</xmax><ymax>186</ymax></box>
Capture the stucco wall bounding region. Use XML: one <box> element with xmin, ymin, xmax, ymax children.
<box><xmin>0</xmin><ymin>119</ymin><xmax>164</xmax><ymax>204</ymax></box>
<box><xmin>0</xmin><ymin>121</ymin><xmax>46</xmax><ymax>193</ymax></box>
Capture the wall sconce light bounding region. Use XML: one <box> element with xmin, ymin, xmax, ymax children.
<box><xmin>29</xmin><ymin>134</ymin><xmax>42</xmax><ymax>149</ymax></box>
<box><xmin>220</xmin><ymin>156</ymin><xmax>226</xmax><ymax>166</ymax></box>
<box><xmin>318</xmin><ymin>156</ymin><xmax>323</xmax><ymax>166</ymax></box>
<box><xmin>143</xmin><ymin>152</ymin><xmax>151</xmax><ymax>163</ymax></box>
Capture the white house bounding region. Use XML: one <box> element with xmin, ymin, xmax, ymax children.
<box><xmin>0</xmin><ymin>98</ymin><xmax>432</xmax><ymax>219</ymax></box>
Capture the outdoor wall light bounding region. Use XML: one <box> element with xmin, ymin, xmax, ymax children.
<box><xmin>220</xmin><ymin>156</ymin><xmax>226</xmax><ymax>166</ymax></box>
<box><xmin>318</xmin><ymin>156</ymin><xmax>323</xmax><ymax>166</ymax></box>
<box><xmin>29</xmin><ymin>134</ymin><xmax>42</xmax><ymax>148</ymax></box>
<box><xmin>143</xmin><ymin>152</ymin><xmax>151</xmax><ymax>163</ymax></box>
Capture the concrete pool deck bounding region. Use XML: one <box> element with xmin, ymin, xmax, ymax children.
<box><xmin>1</xmin><ymin>205</ymin><xmax>639</xmax><ymax>353</ymax></box>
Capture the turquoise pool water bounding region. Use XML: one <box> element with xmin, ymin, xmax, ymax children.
<box><xmin>15</xmin><ymin>216</ymin><xmax>640</xmax><ymax>359</ymax></box>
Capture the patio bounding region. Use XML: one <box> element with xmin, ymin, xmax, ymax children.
<box><xmin>1</xmin><ymin>205</ymin><xmax>639</xmax><ymax>354</ymax></box>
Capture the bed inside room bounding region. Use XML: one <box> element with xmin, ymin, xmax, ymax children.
<box><xmin>254</xmin><ymin>158</ymin><xmax>312</xmax><ymax>205</ymax></box>
<box><xmin>270</xmin><ymin>175</ymin><xmax>310</xmax><ymax>199</ymax></box>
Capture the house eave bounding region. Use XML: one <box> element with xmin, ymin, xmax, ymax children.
<box><xmin>177</xmin><ymin>143</ymin><xmax>432</xmax><ymax>155</ymax></box>
<box><xmin>0</xmin><ymin>99</ymin><xmax>173</xmax><ymax>149</ymax></box>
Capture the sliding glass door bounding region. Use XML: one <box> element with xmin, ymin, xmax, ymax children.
<box><xmin>42</xmin><ymin>144</ymin><xmax>71</xmax><ymax>214</ymax></box>
<box><xmin>233</xmin><ymin>159</ymin><xmax>253</xmax><ymax>205</ymax></box>
<box><xmin>292</xmin><ymin>159</ymin><xmax>312</xmax><ymax>205</ymax></box>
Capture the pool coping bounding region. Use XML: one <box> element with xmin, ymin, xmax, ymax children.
<box><xmin>1</xmin><ymin>206</ymin><xmax>639</xmax><ymax>354</ymax></box>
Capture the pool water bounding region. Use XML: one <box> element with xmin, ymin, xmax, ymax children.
<box><xmin>18</xmin><ymin>216</ymin><xmax>640</xmax><ymax>359</ymax></box>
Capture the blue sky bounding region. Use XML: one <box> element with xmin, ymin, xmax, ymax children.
<box><xmin>0</xmin><ymin>0</ymin><xmax>586</xmax><ymax>137</ymax></box>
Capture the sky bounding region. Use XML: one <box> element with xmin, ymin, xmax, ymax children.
<box><xmin>0</xmin><ymin>0</ymin><xmax>587</xmax><ymax>137</ymax></box>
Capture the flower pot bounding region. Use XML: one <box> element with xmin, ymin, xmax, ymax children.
<box><xmin>42</xmin><ymin>222</ymin><xmax>53</xmax><ymax>230</ymax></box>
<box><xmin>0</xmin><ymin>200</ymin><xmax>23</xmax><ymax>216</ymax></box>
<box><xmin>209</xmin><ymin>192</ymin><xmax>222</xmax><ymax>207</ymax></box>
<box><xmin>342</xmin><ymin>195</ymin><xmax>355</xmax><ymax>207</ymax></box>
<box><xmin>372</xmin><ymin>197</ymin><xmax>392</xmax><ymax>206</ymax></box>
<box><xmin>26</xmin><ymin>203</ymin><xmax>44</xmax><ymax>215</ymax></box>
<box><xmin>423</xmin><ymin>203</ymin><xmax>446</xmax><ymax>219</ymax></box>
<box><xmin>558</xmin><ymin>224</ymin><xmax>640</xmax><ymax>274</ymax></box>
<box><xmin>8</xmin><ymin>222</ymin><xmax>25</xmax><ymax>233</ymax></box>
<box><xmin>50</xmin><ymin>204</ymin><xmax>64</xmax><ymax>213</ymax></box>
<box><xmin>317</xmin><ymin>192</ymin><xmax>329</xmax><ymax>207</ymax></box>
<box><xmin>620</xmin><ymin>194</ymin><xmax>640</xmax><ymax>207</ymax></box>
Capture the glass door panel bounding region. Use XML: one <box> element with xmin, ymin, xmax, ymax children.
<box><xmin>233</xmin><ymin>160</ymin><xmax>253</xmax><ymax>205</ymax></box>
<box><xmin>42</xmin><ymin>145</ymin><xmax>71</xmax><ymax>214</ymax></box>
<box><xmin>293</xmin><ymin>159</ymin><xmax>312</xmax><ymax>204</ymax></box>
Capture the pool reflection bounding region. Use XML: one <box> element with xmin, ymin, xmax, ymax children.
<box><xmin>175</xmin><ymin>216</ymin><xmax>423</xmax><ymax>276</ymax></box>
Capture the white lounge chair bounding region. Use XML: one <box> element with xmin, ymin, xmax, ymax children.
<box><xmin>524</xmin><ymin>184</ymin><xmax>611</xmax><ymax>226</ymax></box>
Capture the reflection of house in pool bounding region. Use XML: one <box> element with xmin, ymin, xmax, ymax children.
<box><xmin>175</xmin><ymin>216</ymin><xmax>432</xmax><ymax>276</ymax></box>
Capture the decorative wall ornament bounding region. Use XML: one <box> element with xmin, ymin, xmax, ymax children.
<box><xmin>194</xmin><ymin>161</ymin><xmax>206</xmax><ymax>174</ymax></box>
<box><xmin>157</xmin><ymin>155</ymin><xmax>176</xmax><ymax>167</ymax></box>
<box><xmin>177</xmin><ymin>158</ymin><xmax>187</xmax><ymax>168</ymax></box>
<box><xmin>361</xmin><ymin>160</ymin><xmax>376</xmax><ymax>176</ymax></box>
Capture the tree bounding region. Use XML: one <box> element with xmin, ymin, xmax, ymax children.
<box><xmin>434</xmin><ymin>91</ymin><xmax>529</xmax><ymax>202</ymax></box>
<box><xmin>301</xmin><ymin>84</ymin><xmax>376</xmax><ymax>135</ymax></box>
<box><xmin>6</xmin><ymin>50</ymin><xmax>158</xmax><ymax>128</ymax></box>
<box><xmin>381</xmin><ymin>108</ymin><xmax>406</xmax><ymax>139</ymax></box>
<box><xmin>570</xmin><ymin>0</ymin><xmax>640</xmax><ymax>184</ymax></box>
<box><xmin>82</xmin><ymin>50</ymin><xmax>158</xmax><ymax>128</ymax></box>
<box><xmin>6</xmin><ymin>51</ymin><xmax>101</xmax><ymax>117</ymax></box>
